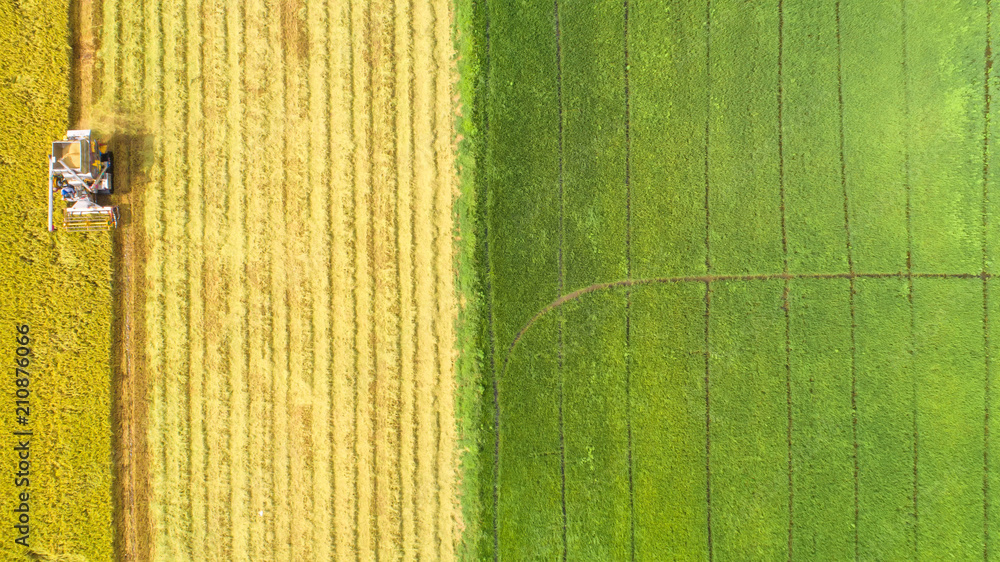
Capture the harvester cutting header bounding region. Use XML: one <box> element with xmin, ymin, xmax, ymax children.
<box><xmin>48</xmin><ymin>130</ymin><xmax>118</xmax><ymax>232</ymax></box>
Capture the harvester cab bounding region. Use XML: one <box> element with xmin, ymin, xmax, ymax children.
<box><xmin>48</xmin><ymin>130</ymin><xmax>118</xmax><ymax>232</ymax></box>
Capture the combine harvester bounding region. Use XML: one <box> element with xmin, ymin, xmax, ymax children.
<box><xmin>47</xmin><ymin>130</ymin><xmax>118</xmax><ymax>232</ymax></box>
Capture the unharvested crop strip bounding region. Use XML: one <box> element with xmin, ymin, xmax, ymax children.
<box><xmin>623</xmin><ymin>1</ymin><xmax>636</xmax><ymax>559</ymax></box>
<box><xmin>984</xmin><ymin>2</ymin><xmax>994</xmax><ymax>556</ymax></box>
<box><xmin>554</xmin><ymin>2</ymin><xmax>568</xmax><ymax>559</ymax></box>
<box><xmin>900</xmin><ymin>1</ymin><xmax>920</xmax><ymax>551</ymax></box>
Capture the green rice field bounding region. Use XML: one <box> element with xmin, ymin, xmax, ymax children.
<box><xmin>470</xmin><ymin>0</ymin><xmax>1000</xmax><ymax>558</ymax></box>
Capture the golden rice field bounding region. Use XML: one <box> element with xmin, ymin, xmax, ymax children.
<box><xmin>86</xmin><ymin>0</ymin><xmax>463</xmax><ymax>558</ymax></box>
<box><xmin>0</xmin><ymin>1</ymin><xmax>113</xmax><ymax>560</ymax></box>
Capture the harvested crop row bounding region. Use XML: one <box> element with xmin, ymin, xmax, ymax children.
<box><xmin>264</xmin><ymin>0</ymin><xmax>292</xmax><ymax>557</ymax></box>
<box><xmin>242</xmin><ymin>0</ymin><xmax>272</xmax><ymax>557</ymax></box>
<box><xmin>91</xmin><ymin>0</ymin><xmax>461</xmax><ymax>558</ymax></box>
<box><xmin>329</xmin><ymin>0</ymin><xmax>358</xmax><ymax>556</ymax></box>
<box><xmin>412</xmin><ymin>0</ymin><xmax>440</xmax><ymax>557</ymax></box>
<box><xmin>305</xmin><ymin>1</ymin><xmax>333</xmax><ymax>559</ymax></box>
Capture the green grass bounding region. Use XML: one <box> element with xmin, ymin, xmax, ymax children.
<box><xmin>789</xmin><ymin>278</ymin><xmax>854</xmax><ymax>559</ymax></box>
<box><xmin>707</xmin><ymin>1</ymin><xmax>783</xmax><ymax>275</ymax></box>
<box><xmin>708</xmin><ymin>280</ymin><xmax>787</xmax><ymax>558</ymax></box>
<box><xmin>841</xmin><ymin>0</ymin><xmax>908</xmax><ymax>273</ymax></box>
<box><xmin>468</xmin><ymin>0</ymin><xmax>1000</xmax><ymax>558</ymax></box>
<box><xmin>631</xmin><ymin>282</ymin><xmax>708</xmax><ymax>559</ymax></box>
<box><xmin>914</xmin><ymin>278</ymin><xmax>986</xmax><ymax>556</ymax></box>
<box><xmin>497</xmin><ymin>314</ymin><xmax>562</xmax><ymax>559</ymax></box>
<box><xmin>783</xmin><ymin>1</ymin><xmax>847</xmax><ymax>274</ymax></box>
<box><xmin>563</xmin><ymin>295</ymin><xmax>629</xmax><ymax>559</ymax></box>
<box><xmin>854</xmin><ymin>277</ymin><xmax>916</xmax><ymax>558</ymax></box>
<box><xmin>631</xmin><ymin>0</ymin><xmax>707</xmax><ymax>279</ymax></box>
<box><xmin>907</xmin><ymin>3</ymin><xmax>985</xmax><ymax>274</ymax></box>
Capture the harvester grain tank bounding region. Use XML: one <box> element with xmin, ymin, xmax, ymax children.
<box><xmin>48</xmin><ymin>130</ymin><xmax>118</xmax><ymax>231</ymax></box>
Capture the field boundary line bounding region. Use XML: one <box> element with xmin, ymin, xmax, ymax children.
<box><xmin>703</xmin><ymin>1</ymin><xmax>714</xmax><ymax>558</ymax></box>
<box><xmin>834</xmin><ymin>2</ymin><xmax>861</xmax><ymax>559</ymax></box>
<box><xmin>553</xmin><ymin>2</ymin><xmax>568</xmax><ymax>559</ymax></box>
<box><xmin>623</xmin><ymin>1</ymin><xmax>636</xmax><ymax>559</ymax></box>
<box><xmin>777</xmin><ymin>1</ymin><xmax>793</xmax><ymax>558</ymax></box>
<box><xmin>900</xmin><ymin>1</ymin><xmax>920</xmax><ymax>551</ymax></box>
<box><xmin>984</xmin><ymin>1</ymin><xmax>993</xmax><ymax>557</ymax></box>
<box><xmin>482</xmin><ymin>0</ymin><xmax>501</xmax><ymax>556</ymax></box>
